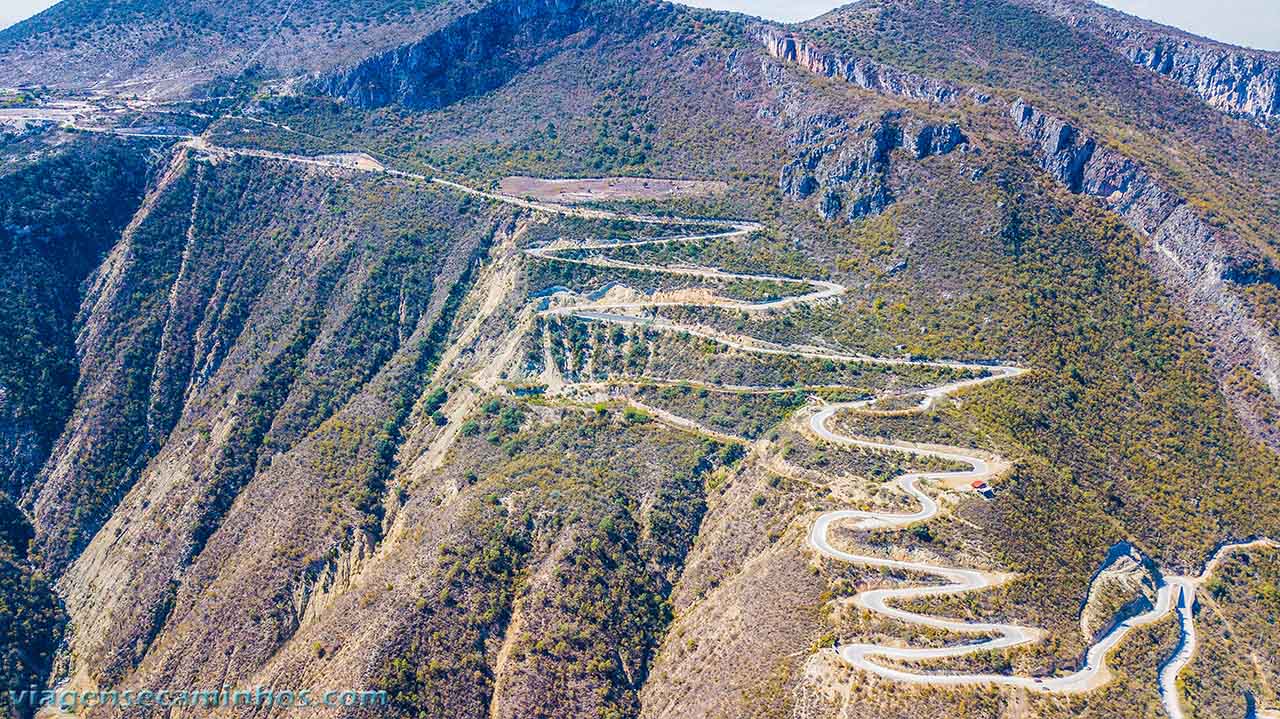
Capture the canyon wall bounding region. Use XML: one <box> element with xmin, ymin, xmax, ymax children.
<box><xmin>1011</xmin><ymin>98</ymin><xmax>1280</xmax><ymax>446</ymax></box>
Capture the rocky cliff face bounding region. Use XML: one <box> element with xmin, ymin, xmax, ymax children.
<box><xmin>753</xmin><ymin>26</ymin><xmax>979</xmax><ymax>223</ymax></box>
<box><xmin>1122</xmin><ymin>38</ymin><xmax>1280</xmax><ymax>124</ymax></box>
<box><xmin>754</xmin><ymin>28</ymin><xmax>964</xmax><ymax>105</ymax></box>
<box><xmin>778</xmin><ymin>111</ymin><xmax>968</xmax><ymax>221</ymax></box>
<box><xmin>779</xmin><ymin>114</ymin><xmax>897</xmax><ymax>221</ymax></box>
<box><xmin>1021</xmin><ymin>0</ymin><xmax>1280</xmax><ymax>125</ymax></box>
<box><xmin>292</xmin><ymin>529</ymin><xmax>375</xmax><ymax>627</ymax></box>
<box><xmin>1011</xmin><ymin>98</ymin><xmax>1280</xmax><ymax>446</ymax></box>
<box><xmin>1079</xmin><ymin>542</ymin><xmax>1158</xmax><ymax>643</ymax></box>
<box><xmin>319</xmin><ymin>0</ymin><xmax>594</xmax><ymax>111</ymax></box>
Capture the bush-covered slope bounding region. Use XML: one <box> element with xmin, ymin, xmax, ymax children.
<box><xmin>0</xmin><ymin>139</ymin><xmax>154</xmax><ymax>500</ymax></box>
<box><xmin>0</xmin><ymin>0</ymin><xmax>477</xmax><ymax>95</ymax></box>
<box><xmin>0</xmin><ymin>496</ymin><xmax>64</xmax><ymax>719</ymax></box>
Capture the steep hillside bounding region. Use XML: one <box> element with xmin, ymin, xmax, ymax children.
<box><xmin>0</xmin><ymin>139</ymin><xmax>155</xmax><ymax>504</ymax></box>
<box><xmin>0</xmin><ymin>0</ymin><xmax>480</xmax><ymax>96</ymax></box>
<box><xmin>793</xmin><ymin>0</ymin><xmax>1280</xmax><ymax>448</ymax></box>
<box><xmin>0</xmin><ymin>497</ymin><xmax>63</xmax><ymax>719</ymax></box>
<box><xmin>1022</xmin><ymin>0</ymin><xmax>1280</xmax><ymax>123</ymax></box>
<box><xmin>0</xmin><ymin>0</ymin><xmax>1278</xmax><ymax>718</ymax></box>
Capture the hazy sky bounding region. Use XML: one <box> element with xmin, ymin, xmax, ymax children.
<box><xmin>1</xmin><ymin>0</ymin><xmax>1277</xmax><ymax>50</ymax></box>
<box><xmin>0</xmin><ymin>0</ymin><xmax>52</xmax><ymax>31</ymax></box>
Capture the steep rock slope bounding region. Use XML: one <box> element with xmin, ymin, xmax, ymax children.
<box><xmin>778</xmin><ymin>110</ymin><xmax>969</xmax><ymax>221</ymax></box>
<box><xmin>1010</xmin><ymin>98</ymin><xmax>1280</xmax><ymax>445</ymax></box>
<box><xmin>319</xmin><ymin>0</ymin><xmax>602</xmax><ymax>111</ymax></box>
<box><xmin>754</xmin><ymin>26</ymin><xmax>965</xmax><ymax>104</ymax></box>
<box><xmin>1121</xmin><ymin>37</ymin><xmax>1280</xmax><ymax>123</ymax></box>
<box><xmin>793</xmin><ymin>0</ymin><xmax>1280</xmax><ymax>448</ymax></box>
<box><xmin>1078</xmin><ymin>542</ymin><xmax>1158</xmax><ymax>643</ymax></box>
<box><xmin>44</xmin><ymin>153</ymin><xmax>504</xmax><ymax>692</ymax></box>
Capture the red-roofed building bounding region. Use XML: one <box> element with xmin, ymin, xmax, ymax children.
<box><xmin>971</xmin><ymin>479</ymin><xmax>994</xmax><ymax>499</ymax></box>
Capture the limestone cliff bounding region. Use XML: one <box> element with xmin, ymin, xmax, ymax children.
<box><xmin>1024</xmin><ymin>0</ymin><xmax>1280</xmax><ymax>125</ymax></box>
<box><xmin>754</xmin><ymin>28</ymin><xmax>963</xmax><ymax>105</ymax></box>
<box><xmin>1011</xmin><ymin>98</ymin><xmax>1280</xmax><ymax>446</ymax></box>
<box><xmin>778</xmin><ymin>111</ymin><xmax>969</xmax><ymax>221</ymax></box>
<box><xmin>1123</xmin><ymin>38</ymin><xmax>1280</xmax><ymax>124</ymax></box>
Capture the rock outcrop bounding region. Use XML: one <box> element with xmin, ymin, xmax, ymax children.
<box><xmin>754</xmin><ymin>26</ymin><xmax>972</xmax><ymax>222</ymax></box>
<box><xmin>911</xmin><ymin>122</ymin><xmax>968</xmax><ymax>159</ymax></box>
<box><xmin>780</xmin><ymin>112</ymin><xmax>968</xmax><ymax>221</ymax></box>
<box><xmin>1021</xmin><ymin>0</ymin><xmax>1280</xmax><ymax>125</ymax></box>
<box><xmin>292</xmin><ymin>529</ymin><xmax>375</xmax><ymax>628</ymax></box>
<box><xmin>318</xmin><ymin>0</ymin><xmax>593</xmax><ymax>110</ymax></box>
<box><xmin>755</xmin><ymin>28</ymin><xmax>963</xmax><ymax>105</ymax></box>
<box><xmin>1121</xmin><ymin>38</ymin><xmax>1280</xmax><ymax>124</ymax></box>
<box><xmin>1079</xmin><ymin>542</ymin><xmax>1158</xmax><ymax>643</ymax></box>
<box><xmin>1011</xmin><ymin>98</ymin><xmax>1280</xmax><ymax>445</ymax></box>
<box><xmin>780</xmin><ymin>114</ymin><xmax>897</xmax><ymax>221</ymax></box>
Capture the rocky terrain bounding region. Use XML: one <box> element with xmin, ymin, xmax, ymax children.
<box><xmin>1009</xmin><ymin>97</ymin><xmax>1280</xmax><ymax>447</ymax></box>
<box><xmin>0</xmin><ymin>0</ymin><xmax>483</xmax><ymax>96</ymax></box>
<box><xmin>779</xmin><ymin>111</ymin><xmax>969</xmax><ymax>220</ymax></box>
<box><xmin>0</xmin><ymin>0</ymin><xmax>1278</xmax><ymax>718</ymax></box>
<box><xmin>1022</xmin><ymin>0</ymin><xmax>1280</xmax><ymax>124</ymax></box>
<box><xmin>756</xmin><ymin>27</ymin><xmax>965</xmax><ymax>104</ymax></box>
<box><xmin>1078</xmin><ymin>542</ymin><xmax>1158</xmax><ymax>644</ymax></box>
<box><xmin>319</xmin><ymin>0</ymin><xmax>603</xmax><ymax>110</ymax></box>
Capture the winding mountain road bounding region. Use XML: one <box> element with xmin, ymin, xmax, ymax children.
<box><xmin>77</xmin><ymin>123</ymin><xmax>1279</xmax><ymax>715</ymax></box>
<box><xmin>499</xmin><ymin>164</ymin><xmax>1279</xmax><ymax>711</ymax></box>
<box><xmin>807</xmin><ymin>378</ymin><xmax>1276</xmax><ymax>697</ymax></box>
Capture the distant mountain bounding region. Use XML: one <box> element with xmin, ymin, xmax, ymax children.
<box><xmin>0</xmin><ymin>0</ymin><xmax>482</xmax><ymax>95</ymax></box>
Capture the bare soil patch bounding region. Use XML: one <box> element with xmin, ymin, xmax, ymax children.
<box><xmin>498</xmin><ymin>175</ymin><xmax>727</xmax><ymax>203</ymax></box>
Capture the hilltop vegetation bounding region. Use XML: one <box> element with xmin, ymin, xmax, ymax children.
<box><xmin>0</xmin><ymin>0</ymin><xmax>472</xmax><ymax>94</ymax></box>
